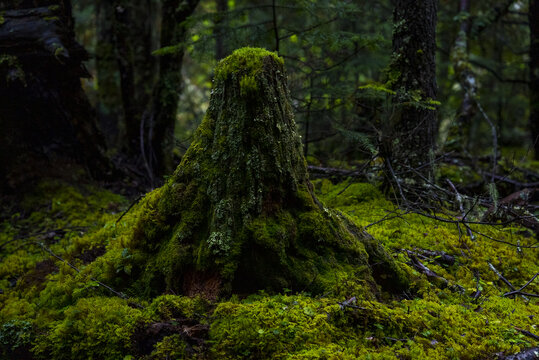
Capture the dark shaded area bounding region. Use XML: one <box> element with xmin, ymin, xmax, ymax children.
<box><xmin>0</xmin><ymin>1</ymin><xmax>111</xmax><ymax>190</ymax></box>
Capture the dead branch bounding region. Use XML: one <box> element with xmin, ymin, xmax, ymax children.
<box><xmin>488</xmin><ymin>262</ymin><xmax>529</xmax><ymax>301</ymax></box>
<box><xmin>307</xmin><ymin>165</ymin><xmax>364</xmax><ymax>179</ymax></box>
<box><xmin>498</xmin><ymin>347</ymin><xmax>539</xmax><ymax>360</ymax></box>
<box><xmin>503</xmin><ymin>272</ymin><xmax>539</xmax><ymax>299</ymax></box>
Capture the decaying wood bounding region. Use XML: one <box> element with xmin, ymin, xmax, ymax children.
<box><xmin>499</xmin><ymin>347</ymin><xmax>539</xmax><ymax>360</ymax></box>
<box><xmin>482</xmin><ymin>188</ymin><xmax>539</xmax><ymax>234</ymax></box>
<box><xmin>307</xmin><ymin>165</ymin><xmax>365</xmax><ymax>179</ymax></box>
<box><xmin>0</xmin><ymin>6</ymin><xmax>88</xmax><ymax>71</ymax></box>
<box><xmin>0</xmin><ymin>1</ymin><xmax>112</xmax><ymax>188</ymax></box>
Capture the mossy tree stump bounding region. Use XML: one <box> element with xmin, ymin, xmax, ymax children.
<box><xmin>123</xmin><ymin>48</ymin><xmax>407</xmax><ymax>298</ymax></box>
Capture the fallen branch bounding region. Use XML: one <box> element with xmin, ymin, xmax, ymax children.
<box><xmin>307</xmin><ymin>165</ymin><xmax>363</xmax><ymax>179</ymax></box>
<box><xmin>488</xmin><ymin>262</ymin><xmax>529</xmax><ymax>301</ymax></box>
<box><xmin>514</xmin><ymin>327</ymin><xmax>539</xmax><ymax>342</ymax></box>
<box><xmin>499</xmin><ymin>347</ymin><xmax>539</xmax><ymax>360</ymax></box>
<box><xmin>116</xmin><ymin>195</ymin><xmax>143</xmax><ymax>224</ymax></box>
<box><xmin>503</xmin><ymin>273</ymin><xmax>539</xmax><ymax>299</ymax></box>
<box><xmin>406</xmin><ymin>248</ymin><xmax>456</xmax><ymax>267</ymax></box>
<box><xmin>407</xmin><ymin>251</ymin><xmax>449</xmax><ymax>286</ymax></box>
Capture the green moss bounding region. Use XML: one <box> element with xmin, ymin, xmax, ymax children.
<box><xmin>215</xmin><ymin>47</ymin><xmax>283</xmax><ymax>98</ymax></box>
<box><xmin>0</xmin><ymin>320</ymin><xmax>34</xmax><ymax>358</ymax></box>
<box><xmin>209</xmin><ymin>294</ymin><xmax>346</xmax><ymax>359</ymax></box>
<box><xmin>215</xmin><ymin>47</ymin><xmax>283</xmax><ymax>81</ymax></box>
<box><xmin>0</xmin><ymin>11</ymin><xmax>4</xmax><ymax>25</ymax></box>
<box><xmin>208</xmin><ymin>290</ymin><xmax>538</xmax><ymax>359</ymax></box>
<box><xmin>239</xmin><ymin>74</ymin><xmax>257</xmax><ymax>95</ymax></box>
<box><xmin>0</xmin><ymin>54</ymin><xmax>25</xmax><ymax>84</ymax></box>
<box><xmin>149</xmin><ymin>334</ymin><xmax>187</xmax><ymax>359</ymax></box>
<box><xmin>0</xmin><ymin>176</ymin><xmax>537</xmax><ymax>359</ymax></box>
<box><xmin>145</xmin><ymin>295</ymin><xmax>210</xmax><ymax>320</ymax></box>
<box><xmin>437</xmin><ymin>163</ymin><xmax>482</xmax><ymax>185</ymax></box>
<box><xmin>33</xmin><ymin>297</ymin><xmax>145</xmax><ymax>360</ymax></box>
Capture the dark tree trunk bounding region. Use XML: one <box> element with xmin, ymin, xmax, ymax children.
<box><xmin>387</xmin><ymin>0</ymin><xmax>438</xmax><ymax>196</ymax></box>
<box><xmin>215</xmin><ymin>0</ymin><xmax>228</xmax><ymax>60</ymax></box>
<box><xmin>146</xmin><ymin>0</ymin><xmax>199</xmax><ymax>179</ymax></box>
<box><xmin>95</xmin><ymin>0</ymin><xmax>122</xmax><ymax>147</ymax></box>
<box><xmin>113</xmin><ymin>0</ymin><xmax>159</xmax><ymax>157</ymax></box>
<box><xmin>452</xmin><ymin>0</ymin><xmax>477</xmax><ymax>151</ymax></box>
<box><xmin>113</xmin><ymin>1</ymin><xmax>139</xmax><ymax>154</ymax></box>
<box><xmin>0</xmin><ymin>0</ymin><xmax>112</xmax><ymax>189</ymax></box>
<box><xmin>530</xmin><ymin>0</ymin><xmax>539</xmax><ymax>159</ymax></box>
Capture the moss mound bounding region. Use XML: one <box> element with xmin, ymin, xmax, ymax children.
<box><xmin>0</xmin><ymin>178</ymin><xmax>537</xmax><ymax>359</ymax></box>
<box><xmin>100</xmin><ymin>47</ymin><xmax>407</xmax><ymax>297</ymax></box>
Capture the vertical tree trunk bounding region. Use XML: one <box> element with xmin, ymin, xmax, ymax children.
<box><xmin>452</xmin><ymin>0</ymin><xmax>477</xmax><ymax>151</ymax></box>
<box><xmin>215</xmin><ymin>0</ymin><xmax>228</xmax><ymax>60</ymax></box>
<box><xmin>530</xmin><ymin>0</ymin><xmax>539</xmax><ymax>159</ymax></box>
<box><xmin>147</xmin><ymin>0</ymin><xmax>199</xmax><ymax>178</ymax></box>
<box><xmin>0</xmin><ymin>0</ymin><xmax>112</xmax><ymax>189</ymax></box>
<box><xmin>96</xmin><ymin>0</ymin><xmax>122</xmax><ymax>146</ymax></box>
<box><xmin>113</xmin><ymin>1</ymin><xmax>139</xmax><ymax>154</ymax></box>
<box><xmin>388</xmin><ymin>0</ymin><xmax>438</xmax><ymax>194</ymax></box>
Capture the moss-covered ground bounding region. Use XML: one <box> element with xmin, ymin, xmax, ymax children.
<box><xmin>0</xmin><ymin>175</ymin><xmax>537</xmax><ymax>359</ymax></box>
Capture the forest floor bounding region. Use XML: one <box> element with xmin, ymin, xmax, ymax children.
<box><xmin>0</xmin><ymin>165</ymin><xmax>538</xmax><ymax>359</ymax></box>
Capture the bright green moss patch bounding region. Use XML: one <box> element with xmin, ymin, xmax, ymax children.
<box><xmin>0</xmin><ymin>178</ymin><xmax>537</xmax><ymax>359</ymax></box>
<box><xmin>215</xmin><ymin>47</ymin><xmax>283</xmax><ymax>97</ymax></box>
<box><xmin>209</xmin><ymin>292</ymin><xmax>538</xmax><ymax>359</ymax></box>
<box><xmin>33</xmin><ymin>297</ymin><xmax>145</xmax><ymax>360</ymax></box>
<box><xmin>215</xmin><ymin>47</ymin><xmax>283</xmax><ymax>81</ymax></box>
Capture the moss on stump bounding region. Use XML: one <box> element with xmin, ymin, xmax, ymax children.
<box><xmin>119</xmin><ymin>48</ymin><xmax>408</xmax><ymax>298</ymax></box>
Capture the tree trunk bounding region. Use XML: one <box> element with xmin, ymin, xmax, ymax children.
<box><xmin>95</xmin><ymin>0</ymin><xmax>122</xmax><ymax>147</ymax></box>
<box><xmin>530</xmin><ymin>0</ymin><xmax>539</xmax><ymax>159</ymax></box>
<box><xmin>146</xmin><ymin>0</ymin><xmax>199</xmax><ymax>179</ymax></box>
<box><xmin>387</xmin><ymin>0</ymin><xmax>438</xmax><ymax>197</ymax></box>
<box><xmin>106</xmin><ymin>48</ymin><xmax>408</xmax><ymax>298</ymax></box>
<box><xmin>215</xmin><ymin>0</ymin><xmax>228</xmax><ymax>60</ymax></box>
<box><xmin>451</xmin><ymin>0</ymin><xmax>477</xmax><ymax>152</ymax></box>
<box><xmin>0</xmin><ymin>0</ymin><xmax>112</xmax><ymax>189</ymax></box>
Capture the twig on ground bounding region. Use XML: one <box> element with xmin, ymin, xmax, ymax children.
<box><xmin>116</xmin><ymin>195</ymin><xmax>143</xmax><ymax>224</ymax></box>
<box><xmin>488</xmin><ymin>262</ymin><xmax>529</xmax><ymax>301</ymax></box>
<box><xmin>514</xmin><ymin>327</ymin><xmax>539</xmax><ymax>342</ymax></box>
<box><xmin>503</xmin><ymin>272</ymin><xmax>539</xmax><ymax>299</ymax></box>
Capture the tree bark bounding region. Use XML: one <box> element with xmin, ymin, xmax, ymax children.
<box><xmin>530</xmin><ymin>0</ymin><xmax>539</xmax><ymax>159</ymax></box>
<box><xmin>146</xmin><ymin>0</ymin><xmax>199</xmax><ymax>179</ymax></box>
<box><xmin>95</xmin><ymin>0</ymin><xmax>122</xmax><ymax>147</ymax></box>
<box><xmin>215</xmin><ymin>0</ymin><xmax>228</xmax><ymax>60</ymax></box>
<box><xmin>0</xmin><ymin>0</ymin><xmax>112</xmax><ymax>189</ymax></box>
<box><xmin>387</xmin><ymin>0</ymin><xmax>438</xmax><ymax>195</ymax></box>
<box><xmin>112</xmin><ymin>0</ymin><xmax>159</xmax><ymax>157</ymax></box>
<box><xmin>451</xmin><ymin>0</ymin><xmax>477</xmax><ymax>151</ymax></box>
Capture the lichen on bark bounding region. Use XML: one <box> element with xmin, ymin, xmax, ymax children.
<box><xmin>116</xmin><ymin>47</ymin><xmax>408</xmax><ymax>298</ymax></box>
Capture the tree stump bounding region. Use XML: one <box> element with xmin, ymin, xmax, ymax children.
<box><xmin>124</xmin><ymin>48</ymin><xmax>408</xmax><ymax>298</ymax></box>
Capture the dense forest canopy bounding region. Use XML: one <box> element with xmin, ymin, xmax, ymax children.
<box><xmin>0</xmin><ymin>0</ymin><xmax>538</xmax><ymax>359</ymax></box>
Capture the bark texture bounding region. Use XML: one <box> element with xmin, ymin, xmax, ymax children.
<box><xmin>530</xmin><ymin>0</ymin><xmax>539</xmax><ymax>159</ymax></box>
<box><xmin>147</xmin><ymin>0</ymin><xmax>199</xmax><ymax>179</ymax></box>
<box><xmin>452</xmin><ymin>0</ymin><xmax>476</xmax><ymax>151</ymax></box>
<box><xmin>389</xmin><ymin>0</ymin><xmax>438</xmax><ymax>183</ymax></box>
<box><xmin>115</xmin><ymin>48</ymin><xmax>408</xmax><ymax>298</ymax></box>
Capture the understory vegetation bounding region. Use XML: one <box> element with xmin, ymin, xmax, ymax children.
<box><xmin>0</xmin><ymin>167</ymin><xmax>537</xmax><ymax>359</ymax></box>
